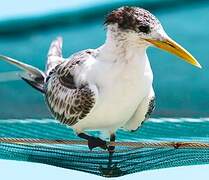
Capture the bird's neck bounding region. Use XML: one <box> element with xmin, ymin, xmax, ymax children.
<box><xmin>99</xmin><ymin>29</ymin><xmax>148</xmax><ymax>65</ymax></box>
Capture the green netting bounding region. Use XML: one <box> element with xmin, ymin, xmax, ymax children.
<box><xmin>0</xmin><ymin>118</ymin><xmax>209</xmax><ymax>177</ymax></box>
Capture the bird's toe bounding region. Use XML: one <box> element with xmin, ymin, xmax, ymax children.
<box><xmin>88</xmin><ymin>137</ymin><xmax>107</xmax><ymax>150</ymax></box>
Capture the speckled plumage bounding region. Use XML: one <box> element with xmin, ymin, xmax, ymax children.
<box><xmin>45</xmin><ymin>47</ymin><xmax>97</xmax><ymax>127</ymax></box>
<box><xmin>0</xmin><ymin>5</ymin><xmax>201</xmax><ymax>155</ymax></box>
<box><xmin>145</xmin><ymin>97</ymin><xmax>155</xmax><ymax>119</ymax></box>
<box><xmin>0</xmin><ymin>6</ymin><xmax>161</xmax><ymax>146</ymax></box>
<box><xmin>105</xmin><ymin>6</ymin><xmax>160</xmax><ymax>33</ymax></box>
<box><xmin>42</xmin><ymin>6</ymin><xmax>159</xmax><ymax>132</ymax></box>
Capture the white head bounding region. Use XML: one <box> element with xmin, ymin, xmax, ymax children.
<box><xmin>105</xmin><ymin>6</ymin><xmax>201</xmax><ymax>68</ymax></box>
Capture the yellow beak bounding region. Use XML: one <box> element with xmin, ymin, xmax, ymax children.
<box><xmin>145</xmin><ymin>37</ymin><xmax>202</xmax><ymax>68</ymax></box>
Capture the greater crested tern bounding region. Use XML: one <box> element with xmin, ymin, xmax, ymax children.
<box><xmin>0</xmin><ymin>7</ymin><xmax>201</xmax><ymax>154</ymax></box>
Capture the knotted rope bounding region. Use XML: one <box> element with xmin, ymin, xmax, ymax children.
<box><xmin>0</xmin><ymin>138</ymin><xmax>209</xmax><ymax>149</ymax></box>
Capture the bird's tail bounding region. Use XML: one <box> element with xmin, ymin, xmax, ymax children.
<box><xmin>0</xmin><ymin>37</ymin><xmax>64</xmax><ymax>93</ymax></box>
<box><xmin>0</xmin><ymin>55</ymin><xmax>46</xmax><ymax>93</ymax></box>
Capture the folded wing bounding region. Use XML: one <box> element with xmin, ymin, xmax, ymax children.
<box><xmin>45</xmin><ymin>51</ymin><xmax>98</xmax><ymax>126</ymax></box>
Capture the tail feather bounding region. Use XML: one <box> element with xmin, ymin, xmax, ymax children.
<box><xmin>0</xmin><ymin>55</ymin><xmax>45</xmax><ymax>93</ymax></box>
<box><xmin>46</xmin><ymin>36</ymin><xmax>64</xmax><ymax>74</ymax></box>
<box><xmin>20</xmin><ymin>72</ymin><xmax>45</xmax><ymax>93</ymax></box>
<box><xmin>0</xmin><ymin>36</ymin><xmax>65</xmax><ymax>93</ymax></box>
<box><xmin>0</xmin><ymin>55</ymin><xmax>45</xmax><ymax>77</ymax></box>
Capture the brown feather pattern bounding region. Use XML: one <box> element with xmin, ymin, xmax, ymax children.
<box><xmin>45</xmin><ymin>50</ymin><xmax>96</xmax><ymax>126</ymax></box>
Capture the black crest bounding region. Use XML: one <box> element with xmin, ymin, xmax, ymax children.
<box><xmin>105</xmin><ymin>6</ymin><xmax>159</xmax><ymax>33</ymax></box>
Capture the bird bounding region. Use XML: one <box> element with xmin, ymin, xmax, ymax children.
<box><xmin>0</xmin><ymin>6</ymin><xmax>201</xmax><ymax>154</ymax></box>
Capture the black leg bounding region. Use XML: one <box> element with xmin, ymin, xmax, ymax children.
<box><xmin>99</xmin><ymin>133</ymin><xmax>123</xmax><ymax>177</ymax></box>
<box><xmin>107</xmin><ymin>134</ymin><xmax>116</xmax><ymax>168</ymax></box>
<box><xmin>78</xmin><ymin>132</ymin><xmax>108</xmax><ymax>150</ymax></box>
<box><xmin>108</xmin><ymin>134</ymin><xmax>116</xmax><ymax>152</ymax></box>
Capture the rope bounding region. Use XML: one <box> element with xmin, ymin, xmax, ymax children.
<box><xmin>0</xmin><ymin>138</ymin><xmax>209</xmax><ymax>149</ymax></box>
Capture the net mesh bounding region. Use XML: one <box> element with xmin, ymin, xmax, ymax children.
<box><xmin>1</xmin><ymin>118</ymin><xmax>209</xmax><ymax>177</ymax></box>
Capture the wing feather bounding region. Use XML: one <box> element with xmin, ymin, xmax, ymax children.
<box><xmin>46</xmin><ymin>37</ymin><xmax>64</xmax><ymax>74</ymax></box>
<box><xmin>45</xmin><ymin>50</ymin><xmax>97</xmax><ymax>126</ymax></box>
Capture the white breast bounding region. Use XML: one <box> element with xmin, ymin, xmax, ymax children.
<box><xmin>74</xmin><ymin>54</ymin><xmax>152</xmax><ymax>132</ymax></box>
<box><xmin>73</xmin><ymin>49</ymin><xmax>153</xmax><ymax>133</ymax></box>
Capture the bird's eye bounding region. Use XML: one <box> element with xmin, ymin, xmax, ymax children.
<box><xmin>138</xmin><ymin>25</ymin><xmax>150</xmax><ymax>33</ymax></box>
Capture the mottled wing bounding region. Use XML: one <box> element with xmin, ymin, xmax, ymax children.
<box><xmin>144</xmin><ymin>97</ymin><xmax>155</xmax><ymax>120</ymax></box>
<box><xmin>45</xmin><ymin>51</ymin><xmax>97</xmax><ymax>126</ymax></box>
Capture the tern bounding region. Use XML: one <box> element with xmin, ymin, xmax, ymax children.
<box><xmin>0</xmin><ymin>7</ymin><xmax>201</xmax><ymax>153</ymax></box>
